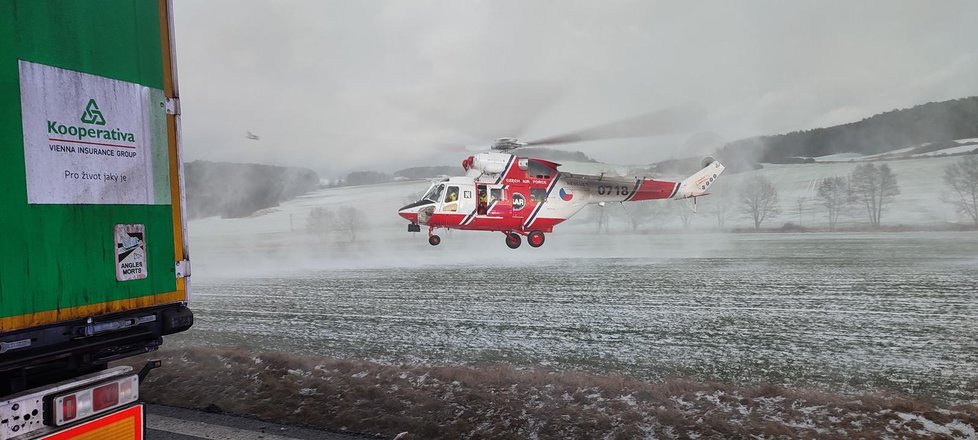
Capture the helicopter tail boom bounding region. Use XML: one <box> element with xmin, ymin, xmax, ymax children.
<box><xmin>672</xmin><ymin>159</ymin><xmax>725</xmax><ymax>200</ymax></box>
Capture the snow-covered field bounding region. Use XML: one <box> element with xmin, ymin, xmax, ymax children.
<box><xmin>180</xmin><ymin>154</ymin><xmax>978</xmax><ymax>404</ymax></box>
<box><xmin>814</xmin><ymin>138</ymin><xmax>978</xmax><ymax>163</ymax></box>
<box><xmin>703</xmin><ymin>155</ymin><xmax>971</xmax><ymax>229</ymax></box>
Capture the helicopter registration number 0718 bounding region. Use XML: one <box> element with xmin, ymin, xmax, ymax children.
<box><xmin>596</xmin><ymin>185</ymin><xmax>632</xmax><ymax>196</ymax></box>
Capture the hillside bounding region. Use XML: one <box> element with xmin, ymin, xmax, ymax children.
<box><xmin>514</xmin><ymin>148</ymin><xmax>597</xmax><ymax>163</ymax></box>
<box><xmin>184</xmin><ymin>161</ymin><xmax>320</xmax><ymax>219</ymax></box>
<box><xmin>718</xmin><ymin>96</ymin><xmax>978</xmax><ymax>165</ymax></box>
<box><xmin>394</xmin><ymin>166</ymin><xmax>458</xmax><ymax>180</ymax></box>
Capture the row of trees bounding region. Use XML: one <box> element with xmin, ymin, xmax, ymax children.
<box><xmin>587</xmin><ymin>197</ymin><xmax>701</xmax><ymax>232</ymax></box>
<box><xmin>306</xmin><ymin>206</ymin><xmax>367</xmax><ymax>242</ymax></box>
<box><xmin>309</xmin><ymin>157</ymin><xmax>976</xmax><ymax>236</ymax></box>
<box><xmin>738</xmin><ymin>156</ymin><xmax>978</xmax><ymax>230</ymax></box>
<box><xmin>592</xmin><ymin>155</ymin><xmax>975</xmax><ymax>232</ymax></box>
<box><xmin>740</xmin><ymin>163</ymin><xmax>900</xmax><ymax>231</ymax></box>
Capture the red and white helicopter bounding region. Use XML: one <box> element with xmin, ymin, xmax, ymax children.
<box><xmin>398</xmin><ymin>134</ymin><xmax>725</xmax><ymax>248</ymax></box>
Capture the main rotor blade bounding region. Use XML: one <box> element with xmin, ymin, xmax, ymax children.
<box><xmin>524</xmin><ymin>104</ymin><xmax>707</xmax><ymax>147</ymax></box>
<box><xmin>388</xmin><ymin>81</ymin><xmax>565</xmax><ymax>142</ymax></box>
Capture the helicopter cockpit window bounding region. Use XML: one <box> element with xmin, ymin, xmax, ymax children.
<box><xmin>444</xmin><ymin>186</ymin><xmax>460</xmax><ymax>203</ymax></box>
<box><xmin>490</xmin><ymin>188</ymin><xmax>502</xmax><ymax>202</ymax></box>
<box><xmin>443</xmin><ymin>186</ymin><xmax>460</xmax><ymax>212</ymax></box>
<box><xmin>423</xmin><ymin>184</ymin><xmax>445</xmax><ymax>202</ymax></box>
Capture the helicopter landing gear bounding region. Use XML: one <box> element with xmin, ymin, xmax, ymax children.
<box><xmin>527</xmin><ymin>230</ymin><xmax>545</xmax><ymax>248</ymax></box>
<box><xmin>505</xmin><ymin>232</ymin><xmax>521</xmax><ymax>249</ymax></box>
<box><xmin>428</xmin><ymin>226</ymin><xmax>441</xmax><ymax>246</ymax></box>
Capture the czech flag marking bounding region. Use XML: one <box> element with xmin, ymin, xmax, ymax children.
<box><xmin>559</xmin><ymin>188</ymin><xmax>573</xmax><ymax>201</ymax></box>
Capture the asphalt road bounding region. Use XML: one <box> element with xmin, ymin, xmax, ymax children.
<box><xmin>145</xmin><ymin>404</ymin><xmax>387</xmax><ymax>440</ymax></box>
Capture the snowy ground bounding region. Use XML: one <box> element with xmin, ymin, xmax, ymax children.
<box><xmin>134</xmin><ymin>347</ymin><xmax>978</xmax><ymax>440</ymax></box>
<box><xmin>180</xmin><ymin>233</ymin><xmax>978</xmax><ymax>403</ymax></box>
<box><xmin>814</xmin><ymin>138</ymin><xmax>978</xmax><ymax>163</ymax></box>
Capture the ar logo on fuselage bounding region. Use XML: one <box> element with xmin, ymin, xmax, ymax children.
<box><xmin>512</xmin><ymin>193</ymin><xmax>526</xmax><ymax>210</ymax></box>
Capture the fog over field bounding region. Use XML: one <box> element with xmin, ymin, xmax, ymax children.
<box><xmin>188</xmin><ymin>154</ymin><xmax>973</xmax><ymax>278</ymax></box>
<box><xmin>181</xmin><ymin>232</ymin><xmax>978</xmax><ymax>400</ymax></box>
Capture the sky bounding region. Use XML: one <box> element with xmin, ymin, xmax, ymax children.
<box><xmin>172</xmin><ymin>0</ymin><xmax>978</xmax><ymax>177</ymax></box>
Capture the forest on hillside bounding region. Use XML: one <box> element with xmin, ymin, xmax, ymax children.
<box><xmin>718</xmin><ymin>96</ymin><xmax>978</xmax><ymax>164</ymax></box>
<box><xmin>184</xmin><ymin>161</ymin><xmax>320</xmax><ymax>219</ymax></box>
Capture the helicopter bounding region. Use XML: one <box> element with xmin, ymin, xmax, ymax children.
<box><xmin>397</xmin><ymin>115</ymin><xmax>726</xmax><ymax>249</ymax></box>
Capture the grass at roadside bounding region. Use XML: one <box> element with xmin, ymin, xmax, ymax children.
<box><xmin>124</xmin><ymin>347</ymin><xmax>978</xmax><ymax>439</ymax></box>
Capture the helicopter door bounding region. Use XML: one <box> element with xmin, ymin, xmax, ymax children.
<box><xmin>477</xmin><ymin>185</ymin><xmax>488</xmax><ymax>215</ymax></box>
<box><xmin>456</xmin><ymin>185</ymin><xmax>476</xmax><ymax>215</ymax></box>
<box><xmin>480</xmin><ymin>186</ymin><xmax>504</xmax><ymax>216</ymax></box>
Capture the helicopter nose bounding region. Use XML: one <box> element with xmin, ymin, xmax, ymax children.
<box><xmin>398</xmin><ymin>204</ymin><xmax>419</xmax><ymax>223</ymax></box>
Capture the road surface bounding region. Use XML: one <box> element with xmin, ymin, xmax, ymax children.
<box><xmin>145</xmin><ymin>404</ymin><xmax>385</xmax><ymax>440</ymax></box>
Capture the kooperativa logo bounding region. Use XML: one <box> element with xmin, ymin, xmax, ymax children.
<box><xmin>80</xmin><ymin>98</ymin><xmax>106</xmax><ymax>125</ymax></box>
<box><xmin>47</xmin><ymin>99</ymin><xmax>136</xmax><ymax>143</ymax></box>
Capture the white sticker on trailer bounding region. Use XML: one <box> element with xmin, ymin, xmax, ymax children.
<box><xmin>116</xmin><ymin>224</ymin><xmax>148</xmax><ymax>281</ymax></box>
<box><xmin>18</xmin><ymin>60</ymin><xmax>170</xmax><ymax>205</ymax></box>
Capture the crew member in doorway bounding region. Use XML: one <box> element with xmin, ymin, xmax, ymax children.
<box><xmin>478</xmin><ymin>187</ymin><xmax>488</xmax><ymax>214</ymax></box>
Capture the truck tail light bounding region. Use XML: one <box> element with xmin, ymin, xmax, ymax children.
<box><xmin>92</xmin><ymin>383</ymin><xmax>120</xmax><ymax>412</ymax></box>
<box><xmin>51</xmin><ymin>374</ymin><xmax>138</xmax><ymax>426</ymax></box>
<box><xmin>61</xmin><ymin>395</ymin><xmax>77</xmax><ymax>422</ymax></box>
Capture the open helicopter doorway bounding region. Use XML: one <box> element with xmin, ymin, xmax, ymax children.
<box><xmin>477</xmin><ymin>185</ymin><xmax>504</xmax><ymax>216</ymax></box>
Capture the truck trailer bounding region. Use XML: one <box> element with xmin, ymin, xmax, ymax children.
<box><xmin>0</xmin><ymin>1</ymin><xmax>193</xmax><ymax>438</ymax></box>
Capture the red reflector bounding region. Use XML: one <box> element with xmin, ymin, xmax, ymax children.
<box><xmin>92</xmin><ymin>382</ymin><xmax>120</xmax><ymax>412</ymax></box>
<box><xmin>62</xmin><ymin>395</ymin><xmax>77</xmax><ymax>421</ymax></box>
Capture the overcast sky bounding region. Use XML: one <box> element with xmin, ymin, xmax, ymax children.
<box><xmin>172</xmin><ymin>0</ymin><xmax>978</xmax><ymax>177</ymax></box>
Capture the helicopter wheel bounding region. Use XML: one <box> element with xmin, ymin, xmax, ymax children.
<box><xmin>527</xmin><ymin>230</ymin><xmax>545</xmax><ymax>248</ymax></box>
<box><xmin>505</xmin><ymin>233</ymin><xmax>521</xmax><ymax>249</ymax></box>
<box><xmin>429</xmin><ymin>235</ymin><xmax>441</xmax><ymax>246</ymax></box>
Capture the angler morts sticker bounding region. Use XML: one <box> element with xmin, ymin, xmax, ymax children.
<box><xmin>18</xmin><ymin>60</ymin><xmax>171</xmax><ymax>205</ymax></box>
<box><xmin>115</xmin><ymin>224</ymin><xmax>147</xmax><ymax>281</ymax></box>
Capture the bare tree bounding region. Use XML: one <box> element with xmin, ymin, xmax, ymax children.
<box><xmin>623</xmin><ymin>201</ymin><xmax>660</xmax><ymax>231</ymax></box>
<box><xmin>335</xmin><ymin>207</ymin><xmax>367</xmax><ymax>242</ymax></box>
<box><xmin>942</xmin><ymin>155</ymin><xmax>978</xmax><ymax>227</ymax></box>
<box><xmin>673</xmin><ymin>200</ymin><xmax>695</xmax><ymax>229</ymax></box>
<box><xmin>815</xmin><ymin>176</ymin><xmax>852</xmax><ymax>231</ymax></box>
<box><xmin>738</xmin><ymin>175</ymin><xmax>781</xmax><ymax>231</ymax></box>
<box><xmin>306</xmin><ymin>206</ymin><xmax>335</xmax><ymax>237</ymax></box>
<box><xmin>850</xmin><ymin>163</ymin><xmax>899</xmax><ymax>228</ymax></box>
<box><xmin>588</xmin><ymin>205</ymin><xmax>612</xmax><ymax>233</ymax></box>
<box><xmin>795</xmin><ymin>196</ymin><xmax>807</xmax><ymax>226</ymax></box>
<box><xmin>705</xmin><ymin>186</ymin><xmax>733</xmax><ymax>230</ymax></box>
